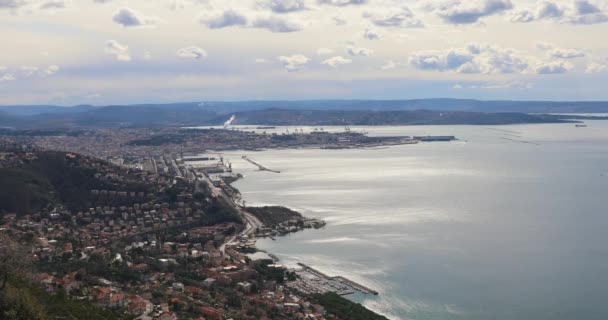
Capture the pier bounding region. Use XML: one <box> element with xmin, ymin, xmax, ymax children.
<box><xmin>296</xmin><ymin>263</ymin><xmax>379</xmax><ymax>296</ymax></box>
<box><xmin>242</xmin><ymin>156</ymin><xmax>281</xmax><ymax>173</ymax></box>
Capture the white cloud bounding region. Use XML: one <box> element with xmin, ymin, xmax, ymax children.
<box><xmin>277</xmin><ymin>54</ymin><xmax>310</xmax><ymax>71</ymax></box>
<box><xmin>255</xmin><ymin>58</ymin><xmax>267</xmax><ymax>63</ymax></box>
<box><xmin>409</xmin><ymin>43</ymin><xmax>530</xmax><ymax>74</ymax></box>
<box><xmin>511</xmin><ymin>0</ymin><xmax>608</xmax><ymax>25</ymax></box>
<box><xmin>200</xmin><ymin>9</ymin><xmax>248</xmax><ymax>29</ymax></box>
<box><xmin>364</xmin><ymin>7</ymin><xmax>424</xmax><ymax>28</ymax></box>
<box><xmin>318</xmin><ymin>0</ymin><xmax>366</xmax><ymax>7</ymax></box>
<box><xmin>346</xmin><ymin>45</ymin><xmax>373</xmax><ymax>56</ymax></box>
<box><xmin>177</xmin><ymin>46</ymin><xmax>207</xmax><ymax>59</ymax></box>
<box><xmin>105</xmin><ymin>40</ymin><xmax>131</xmax><ymax>61</ymax></box>
<box><xmin>39</xmin><ymin>0</ymin><xmax>68</xmax><ymax>10</ymax></box>
<box><xmin>251</xmin><ymin>16</ymin><xmax>302</xmax><ymax>32</ymax></box>
<box><xmin>21</xmin><ymin>66</ymin><xmax>38</xmax><ymax>76</ymax></box>
<box><xmin>143</xmin><ymin>51</ymin><xmax>152</xmax><ymax>60</ymax></box>
<box><xmin>317</xmin><ymin>48</ymin><xmax>333</xmax><ymax>56</ymax></box>
<box><xmin>0</xmin><ymin>73</ymin><xmax>15</xmax><ymax>81</ymax></box>
<box><xmin>536</xmin><ymin>42</ymin><xmax>585</xmax><ymax>59</ymax></box>
<box><xmin>321</xmin><ymin>56</ymin><xmax>352</xmax><ymax>68</ymax></box>
<box><xmin>535</xmin><ymin>61</ymin><xmax>571</xmax><ymax>74</ymax></box>
<box><xmin>363</xmin><ymin>27</ymin><xmax>381</xmax><ymax>40</ymax></box>
<box><xmin>262</xmin><ymin>0</ymin><xmax>307</xmax><ymax>13</ymax></box>
<box><xmin>41</xmin><ymin>65</ymin><xmax>60</xmax><ymax>77</ymax></box>
<box><xmin>436</xmin><ymin>0</ymin><xmax>513</xmax><ymax>24</ymax></box>
<box><xmin>113</xmin><ymin>7</ymin><xmax>160</xmax><ymax>27</ymax></box>
<box><xmin>380</xmin><ymin>60</ymin><xmax>397</xmax><ymax>70</ymax></box>
<box><xmin>454</xmin><ymin>81</ymin><xmax>534</xmax><ymax>89</ymax></box>
<box><xmin>0</xmin><ymin>0</ymin><xmax>26</xmax><ymax>9</ymax></box>
<box><xmin>585</xmin><ymin>61</ymin><xmax>607</xmax><ymax>73</ymax></box>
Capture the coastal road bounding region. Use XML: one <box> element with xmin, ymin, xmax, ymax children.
<box><xmin>192</xmin><ymin>167</ymin><xmax>263</xmax><ymax>253</ymax></box>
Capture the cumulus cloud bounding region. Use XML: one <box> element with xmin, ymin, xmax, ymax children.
<box><xmin>380</xmin><ymin>60</ymin><xmax>398</xmax><ymax>70</ymax></box>
<box><xmin>41</xmin><ymin>65</ymin><xmax>60</xmax><ymax>76</ymax></box>
<box><xmin>536</xmin><ymin>42</ymin><xmax>585</xmax><ymax>59</ymax></box>
<box><xmin>0</xmin><ymin>0</ymin><xmax>26</xmax><ymax>9</ymax></box>
<box><xmin>277</xmin><ymin>54</ymin><xmax>310</xmax><ymax>71</ymax></box>
<box><xmin>0</xmin><ymin>73</ymin><xmax>15</xmax><ymax>81</ymax></box>
<box><xmin>200</xmin><ymin>9</ymin><xmax>248</xmax><ymax>29</ymax></box>
<box><xmin>318</xmin><ymin>0</ymin><xmax>366</xmax><ymax>6</ymax></box>
<box><xmin>261</xmin><ymin>0</ymin><xmax>307</xmax><ymax>13</ymax></box>
<box><xmin>20</xmin><ymin>66</ymin><xmax>38</xmax><ymax>76</ymax></box>
<box><xmin>255</xmin><ymin>58</ymin><xmax>267</xmax><ymax>63</ymax></box>
<box><xmin>363</xmin><ymin>27</ymin><xmax>381</xmax><ymax>40</ymax></box>
<box><xmin>511</xmin><ymin>0</ymin><xmax>608</xmax><ymax>25</ymax></box>
<box><xmin>409</xmin><ymin>43</ymin><xmax>530</xmax><ymax>74</ymax></box>
<box><xmin>113</xmin><ymin>7</ymin><xmax>160</xmax><ymax>27</ymax></box>
<box><xmin>176</xmin><ymin>46</ymin><xmax>207</xmax><ymax>59</ymax></box>
<box><xmin>586</xmin><ymin>61</ymin><xmax>607</xmax><ymax>73</ymax></box>
<box><xmin>316</xmin><ymin>47</ymin><xmax>333</xmax><ymax>55</ymax></box>
<box><xmin>346</xmin><ymin>45</ymin><xmax>374</xmax><ymax>56</ymax></box>
<box><xmin>435</xmin><ymin>0</ymin><xmax>513</xmax><ymax>24</ymax></box>
<box><xmin>321</xmin><ymin>56</ymin><xmax>352</xmax><ymax>67</ymax></box>
<box><xmin>251</xmin><ymin>16</ymin><xmax>302</xmax><ymax>32</ymax></box>
<box><xmin>535</xmin><ymin>61</ymin><xmax>571</xmax><ymax>74</ymax></box>
<box><xmin>39</xmin><ymin>0</ymin><xmax>68</xmax><ymax>10</ymax></box>
<box><xmin>364</xmin><ymin>7</ymin><xmax>424</xmax><ymax>28</ymax></box>
<box><xmin>105</xmin><ymin>40</ymin><xmax>131</xmax><ymax>61</ymax></box>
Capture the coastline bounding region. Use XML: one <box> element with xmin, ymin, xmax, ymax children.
<box><xmin>211</xmin><ymin>167</ymin><xmax>389</xmax><ymax>318</ymax></box>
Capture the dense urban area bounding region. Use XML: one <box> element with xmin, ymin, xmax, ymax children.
<box><xmin>0</xmin><ymin>126</ymin><xmax>423</xmax><ymax>320</ymax></box>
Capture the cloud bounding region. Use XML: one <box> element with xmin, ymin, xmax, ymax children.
<box><xmin>585</xmin><ymin>61</ymin><xmax>607</xmax><ymax>73</ymax></box>
<box><xmin>200</xmin><ymin>9</ymin><xmax>248</xmax><ymax>29</ymax></box>
<box><xmin>409</xmin><ymin>43</ymin><xmax>530</xmax><ymax>74</ymax></box>
<box><xmin>318</xmin><ymin>0</ymin><xmax>366</xmax><ymax>6</ymax></box>
<box><xmin>511</xmin><ymin>0</ymin><xmax>608</xmax><ymax>25</ymax></box>
<box><xmin>364</xmin><ymin>7</ymin><xmax>424</xmax><ymax>28</ymax></box>
<box><xmin>39</xmin><ymin>0</ymin><xmax>68</xmax><ymax>10</ymax></box>
<box><xmin>453</xmin><ymin>81</ymin><xmax>534</xmax><ymax>89</ymax></box>
<box><xmin>277</xmin><ymin>54</ymin><xmax>310</xmax><ymax>71</ymax></box>
<box><xmin>316</xmin><ymin>47</ymin><xmax>333</xmax><ymax>55</ymax></box>
<box><xmin>436</xmin><ymin>0</ymin><xmax>513</xmax><ymax>24</ymax></box>
<box><xmin>363</xmin><ymin>27</ymin><xmax>381</xmax><ymax>40</ymax></box>
<box><xmin>0</xmin><ymin>0</ymin><xmax>26</xmax><ymax>9</ymax></box>
<box><xmin>347</xmin><ymin>45</ymin><xmax>374</xmax><ymax>56</ymax></box>
<box><xmin>380</xmin><ymin>60</ymin><xmax>397</xmax><ymax>70</ymax></box>
<box><xmin>535</xmin><ymin>61</ymin><xmax>571</xmax><ymax>74</ymax></box>
<box><xmin>251</xmin><ymin>16</ymin><xmax>302</xmax><ymax>32</ymax></box>
<box><xmin>20</xmin><ymin>66</ymin><xmax>38</xmax><ymax>76</ymax></box>
<box><xmin>321</xmin><ymin>56</ymin><xmax>352</xmax><ymax>67</ymax></box>
<box><xmin>536</xmin><ymin>42</ymin><xmax>585</xmax><ymax>59</ymax></box>
<box><xmin>176</xmin><ymin>46</ymin><xmax>207</xmax><ymax>59</ymax></box>
<box><xmin>255</xmin><ymin>58</ymin><xmax>267</xmax><ymax>63</ymax></box>
<box><xmin>0</xmin><ymin>73</ymin><xmax>15</xmax><ymax>81</ymax></box>
<box><xmin>105</xmin><ymin>40</ymin><xmax>131</xmax><ymax>61</ymax></box>
<box><xmin>262</xmin><ymin>0</ymin><xmax>307</xmax><ymax>13</ymax></box>
<box><xmin>113</xmin><ymin>7</ymin><xmax>160</xmax><ymax>27</ymax></box>
<box><xmin>41</xmin><ymin>65</ymin><xmax>60</xmax><ymax>77</ymax></box>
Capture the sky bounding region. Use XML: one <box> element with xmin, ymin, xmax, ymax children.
<box><xmin>0</xmin><ymin>0</ymin><xmax>608</xmax><ymax>105</ymax></box>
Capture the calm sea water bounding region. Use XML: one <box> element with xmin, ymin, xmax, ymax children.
<box><xmin>221</xmin><ymin>122</ymin><xmax>608</xmax><ymax>320</ymax></box>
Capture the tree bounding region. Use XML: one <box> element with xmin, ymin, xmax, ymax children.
<box><xmin>0</xmin><ymin>233</ymin><xmax>32</xmax><ymax>290</ymax></box>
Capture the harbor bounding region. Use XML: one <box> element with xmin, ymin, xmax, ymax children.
<box><xmin>286</xmin><ymin>263</ymin><xmax>379</xmax><ymax>296</ymax></box>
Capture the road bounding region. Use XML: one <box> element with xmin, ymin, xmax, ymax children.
<box><xmin>192</xmin><ymin>167</ymin><xmax>263</xmax><ymax>253</ymax></box>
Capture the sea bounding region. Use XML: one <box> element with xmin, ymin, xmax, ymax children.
<box><xmin>215</xmin><ymin>121</ymin><xmax>608</xmax><ymax>320</ymax></box>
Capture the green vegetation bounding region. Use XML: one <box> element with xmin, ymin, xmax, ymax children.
<box><xmin>245</xmin><ymin>206</ymin><xmax>302</xmax><ymax>226</ymax></box>
<box><xmin>314</xmin><ymin>292</ymin><xmax>389</xmax><ymax>320</ymax></box>
<box><xmin>0</xmin><ymin>280</ymin><xmax>125</xmax><ymax>320</ymax></box>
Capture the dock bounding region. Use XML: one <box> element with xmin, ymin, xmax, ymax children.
<box><xmin>242</xmin><ymin>156</ymin><xmax>281</xmax><ymax>173</ymax></box>
<box><xmin>296</xmin><ymin>263</ymin><xmax>379</xmax><ymax>295</ymax></box>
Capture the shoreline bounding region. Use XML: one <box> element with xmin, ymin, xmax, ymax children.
<box><xmin>210</xmin><ymin>167</ymin><xmax>388</xmax><ymax>315</ymax></box>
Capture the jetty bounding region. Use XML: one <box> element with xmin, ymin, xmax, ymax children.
<box><xmin>242</xmin><ymin>156</ymin><xmax>281</xmax><ymax>173</ymax></box>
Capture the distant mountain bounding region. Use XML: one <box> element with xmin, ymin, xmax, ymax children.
<box><xmin>224</xmin><ymin>109</ymin><xmax>573</xmax><ymax>126</ymax></box>
<box><xmin>2</xmin><ymin>99</ymin><xmax>608</xmax><ymax>129</ymax></box>
<box><xmin>0</xmin><ymin>105</ymin><xmax>97</xmax><ymax>116</ymax></box>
